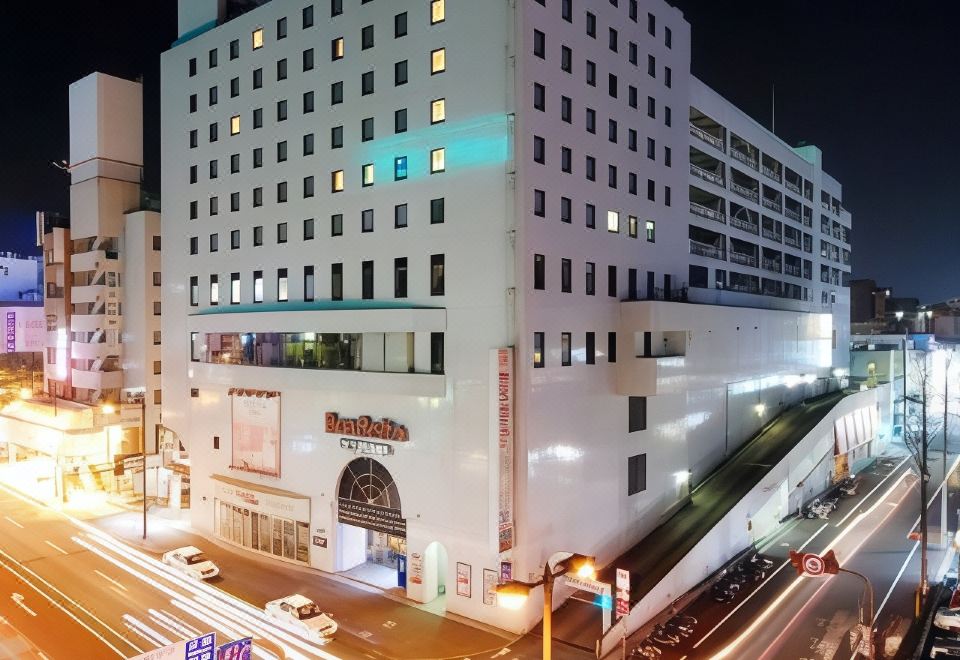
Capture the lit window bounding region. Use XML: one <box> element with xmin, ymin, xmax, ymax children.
<box><xmin>431</xmin><ymin>98</ymin><xmax>446</xmax><ymax>124</ymax></box>
<box><xmin>252</xmin><ymin>28</ymin><xmax>264</xmax><ymax>50</ymax></box>
<box><xmin>431</xmin><ymin>0</ymin><xmax>445</xmax><ymax>24</ymax></box>
<box><xmin>230</xmin><ymin>115</ymin><xmax>240</xmax><ymax>135</ymax></box>
<box><xmin>646</xmin><ymin>220</ymin><xmax>656</xmax><ymax>242</ymax></box>
<box><xmin>430</xmin><ymin>148</ymin><xmax>445</xmax><ymax>173</ymax></box>
<box><xmin>394</xmin><ymin>156</ymin><xmax>408</xmax><ymax>180</ymax></box>
<box><xmin>210</xmin><ymin>276</ymin><xmax>219</xmax><ymax>305</ymax></box>
<box><xmin>231</xmin><ymin>273</ymin><xmax>240</xmax><ymax>304</ymax></box>
<box><xmin>628</xmin><ymin>215</ymin><xmax>638</xmax><ymax>238</ymax></box>
<box><xmin>431</xmin><ymin>48</ymin><xmax>446</xmax><ymax>74</ymax></box>
<box><xmin>362</xmin><ymin>163</ymin><xmax>374</xmax><ymax>187</ymax></box>
<box><xmin>253</xmin><ymin>272</ymin><xmax>263</xmax><ymax>303</ymax></box>
<box><xmin>332</xmin><ymin>37</ymin><xmax>344</xmax><ymax>60</ymax></box>
<box><xmin>277</xmin><ymin>268</ymin><xmax>288</xmax><ymax>302</ymax></box>
<box><xmin>331</xmin><ymin>170</ymin><xmax>344</xmax><ymax>192</ymax></box>
<box><xmin>607</xmin><ymin>210</ymin><xmax>620</xmax><ymax>233</ymax></box>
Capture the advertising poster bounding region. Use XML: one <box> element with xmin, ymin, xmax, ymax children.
<box><xmin>216</xmin><ymin>637</ymin><xmax>252</xmax><ymax>660</ymax></box>
<box><xmin>483</xmin><ymin>569</ymin><xmax>498</xmax><ymax>606</ymax></box>
<box><xmin>230</xmin><ymin>390</ymin><xmax>281</xmax><ymax>477</ymax></box>
<box><xmin>615</xmin><ymin>568</ymin><xmax>630</xmax><ymax>618</ymax></box>
<box><xmin>456</xmin><ymin>562</ymin><xmax>472</xmax><ymax>598</ymax></box>
<box><xmin>409</xmin><ymin>552</ymin><xmax>423</xmax><ymax>585</ymax></box>
<box><xmin>500</xmin><ymin>561</ymin><xmax>512</xmax><ymax>582</ymax></box>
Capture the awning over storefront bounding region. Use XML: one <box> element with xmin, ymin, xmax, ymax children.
<box><xmin>211</xmin><ymin>473</ymin><xmax>310</xmax><ymax>499</ymax></box>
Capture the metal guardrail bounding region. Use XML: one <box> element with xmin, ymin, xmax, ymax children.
<box><xmin>690</xmin><ymin>124</ymin><xmax>724</xmax><ymax>150</ymax></box>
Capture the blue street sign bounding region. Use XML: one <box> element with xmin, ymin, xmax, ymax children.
<box><xmin>185</xmin><ymin>632</ymin><xmax>216</xmax><ymax>660</ymax></box>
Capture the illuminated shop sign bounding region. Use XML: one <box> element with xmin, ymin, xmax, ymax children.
<box><xmin>340</xmin><ymin>438</ymin><xmax>395</xmax><ymax>456</ymax></box>
<box><xmin>325</xmin><ymin>412</ymin><xmax>409</xmax><ymax>442</ymax></box>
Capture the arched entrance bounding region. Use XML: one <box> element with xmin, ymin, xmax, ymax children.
<box><xmin>420</xmin><ymin>541</ymin><xmax>449</xmax><ymax>614</ymax></box>
<box><xmin>335</xmin><ymin>458</ymin><xmax>407</xmax><ymax>590</ymax></box>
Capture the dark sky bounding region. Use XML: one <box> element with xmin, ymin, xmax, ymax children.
<box><xmin>0</xmin><ymin>2</ymin><xmax>955</xmax><ymax>302</ymax></box>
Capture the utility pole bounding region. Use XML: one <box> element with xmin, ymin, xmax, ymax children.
<box><xmin>921</xmin><ymin>382</ymin><xmax>929</xmax><ymax>599</ymax></box>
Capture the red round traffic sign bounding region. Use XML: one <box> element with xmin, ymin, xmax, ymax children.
<box><xmin>802</xmin><ymin>553</ymin><xmax>825</xmax><ymax>576</ymax></box>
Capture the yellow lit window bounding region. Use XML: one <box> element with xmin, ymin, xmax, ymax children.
<box><xmin>607</xmin><ymin>210</ymin><xmax>620</xmax><ymax>233</ymax></box>
<box><xmin>431</xmin><ymin>48</ymin><xmax>446</xmax><ymax>74</ymax></box>
<box><xmin>331</xmin><ymin>170</ymin><xmax>344</xmax><ymax>192</ymax></box>
<box><xmin>431</xmin><ymin>0</ymin><xmax>445</xmax><ymax>24</ymax></box>
<box><xmin>362</xmin><ymin>163</ymin><xmax>374</xmax><ymax>187</ymax></box>
<box><xmin>430</xmin><ymin>147</ymin><xmax>445</xmax><ymax>173</ymax></box>
<box><xmin>431</xmin><ymin>98</ymin><xmax>446</xmax><ymax>124</ymax></box>
<box><xmin>230</xmin><ymin>115</ymin><xmax>240</xmax><ymax>135</ymax></box>
<box><xmin>252</xmin><ymin>28</ymin><xmax>264</xmax><ymax>50</ymax></box>
<box><xmin>332</xmin><ymin>37</ymin><xmax>344</xmax><ymax>60</ymax></box>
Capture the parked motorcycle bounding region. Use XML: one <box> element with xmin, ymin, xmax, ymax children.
<box><xmin>805</xmin><ymin>498</ymin><xmax>832</xmax><ymax>519</ymax></box>
<box><xmin>631</xmin><ymin>641</ymin><xmax>662</xmax><ymax>657</ymax></box>
<box><xmin>840</xmin><ymin>477</ymin><xmax>860</xmax><ymax>496</ymax></box>
<box><xmin>651</xmin><ymin>624</ymin><xmax>680</xmax><ymax>646</ymax></box>
<box><xmin>748</xmin><ymin>553</ymin><xmax>774</xmax><ymax>570</ymax></box>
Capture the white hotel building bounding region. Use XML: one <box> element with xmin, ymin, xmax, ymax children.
<box><xmin>161</xmin><ymin>0</ymin><xmax>853</xmax><ymax>633</ymax></box>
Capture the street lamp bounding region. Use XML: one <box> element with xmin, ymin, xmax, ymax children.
<box><xmin>495</xmin><ymin>552</ymin><xmax>596</xmax><ymax>660</ymax></box>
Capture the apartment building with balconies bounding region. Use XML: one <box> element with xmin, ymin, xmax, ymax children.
<box><xmin>160</xmin><ymin>0</ymin><xmax>859</xmax><ymax>636</ymax></box>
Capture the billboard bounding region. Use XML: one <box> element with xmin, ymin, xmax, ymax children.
<box><xmin>230</xmin><ymin>389</ymin><xmax>281</xmax><ymax>477</ymax></box>
<box><xmin>0</xmin><ymin>306</ymin><xmax>44</xmax><ymax>354</ymax></box>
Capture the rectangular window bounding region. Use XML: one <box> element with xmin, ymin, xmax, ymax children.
<box><xmin>431</xmin><ymin>0</ymin><xmax>445</xmax><ymax>24</ymax></box>
<box><xmin>277</xmin><ymin>181</ymin><xmax>288</xmax><ymax>203</ymax></box>
<box><xmin>647</xmin><ymin>96</ymin><xmax>656</xmax><ymax>118</ymax></box>
<box><xmin>253</xmin><ymin>271</ymin><xmax>264</xmax><ymax>303</ymax></box>
<box><xmin>303</xmin><ymin>175</ymin><xmax>315</xmax><ymax>198</ymax></box>
<box><xmin>189</xmin><ymin>236</ymin><xmax>198</xmax><ymax>254</ymax></box>
<box><xmin>277</xmin><ymin>268</ymin><xmax>288</xmax><ymax>301</ymax></box>
<box><xmin>609</xmin><ymin>27</ymin><xmax>618</xmax><ymax>51</ymax></box>
<box><xmin>394</xmin><ymin>257</ymin><xmax>408</xmax><ymax>298</ymax></box>
<box><xmin>608</xmin><ymin>73</ymin><xmax>617</xmax><ymax>97</ymax></box>
<box><xmin>277</xmin><ymin>58</ymin><xmax>288</xmax><ymax>80</ymax></box>
<box><xmin>395</xmin><ymin>12</ymin><xmax>408</xmax><ymax>37</ymax></box>
<box><xmin>561</xmin><ymin>45</ymin><xmax>572</xmax><ymax>72</ymax></box>
<box><xmin>430</xmin><ymin>254</ymin><xmax>445</xmax><ymax>295</ymax></box>
<box><xmin>189</xmin><ymin>58</ymin><xmax>197</xmax><ymax>76</ymax></box>
<box><xmin>394</xmin><ymin>156</ymin><xmax>408</xmax><ymax>180</ymax></box>
<box><xmin>253</xmin><ymin>225</ymin><xmax>263</xmax><ymax>246</ymax></box>
<box><xmin>303</xmin><ymin>4</ymin><xmax>314</xmax><ymax>28</ymax></box>
<box><xmin>277</xmin><ymin>99</ymin><xmax>288</xmax><ymax>121</ymax></box>
<box><xmin>607</xmin><ymin>210</ymin><xmax>619</xmax><ymax>233</ymax></box>
<box><xmin>331</xmin><ymin>125</ymin><xmax>343</xmax><ymax>148</ymax></box>
<box><xmin>628</xmin><ymin>215</ymin><xmax>638</xmax><ymax>238</ymax></box>
<box><xmin>431</xmin><ymin>98</ymin><xmax>446</xmax><ymax>124</ymax></box>
<box><xmin>230</xmin><ymin>229</ymin><xmax>240</xmax><ymax>249</ymax></box>
<box><xmin>431</xmin><ymin>48</ymin><xmax>446</xmax><ymax>74</ymax></box>
<box><xmin>209</xmin><ymin>122</ymin><xmax>218</xmax><ymax>142</ymax></box>
<box><xmin>608</xmin><ymin>332</ymin><xmax>617</xmax><ymax>362</ymax></box>
<box><xmin>331</xmin><ymin>0</ymin><xmax>342</xmax><ymax>16</ymax></box>
<box><xmin>533</xmin><ymin>136</ymin><xmax>545</xmax><ymax>164</ymax></box>
<box><xmin>586</xmin><ymin>11</ymin><xmax>596</xmax><ymax>37</ymax></box>
<box><xmin>628</xmin><ymin>453</ymin><xmax>647</xmax><ymax>495</ymax></box>
<box><xmin>629</xmin><ymin>396</ymin><xmax>647</xmax><ymax>432</ymax></box>
<box><xmin>431</xmin><ymin>198</ymin><xmax>445</xmax><ymax>224</ymax></box>
<box><xmin>362</xmin><ymin>260</ymin><xmax>374</xmax><ymax>299</ymax></box>
<box><xmin>629</xmin><ymin>172</ymin><xmax>637</xmax><ymax>195</ymax></box>
<box><xmin>561</xmin><ymin>258</ymin><xmax>571</xmax><ymax>292</ymax></box>
<box><xmin>362</xmin><ymin>71</ymin><xmax>375</xmax><ymax>95</ymax></box>
<box><xmin>585</xmin><ymin>262</ymin><xmax>595</xmax><ymax>295</ymax></box>
<box><xmin>395</xmin><ymin>60</ymin><xmax>408</xmax><ymax>85</ymax></box>
<box><xmin>562</xmin><ymin>0</ymin><xmax>572</xmax><ymax>21</ymax></box>
<box><xmin>608</xmin><ymin>165</ymin><xmax>617</xmax><ymax>188</ymax></box>
<box><xmin>331</xmin><ymin>213</ymin><xmax>343</xmax><ymax>236</ymax></box>
<box><xmin>586</xmin><ymin>203</ymin><xmax>596</xmax><ymax>229</ymax></box>
<box><xmin>277</xmin><ymin>17</ymin><xmax>287</xmax><ymax>38</ymax></box>
<box><xmin>209</xmin><ymin>233</ymin><xmax>219</xmax><ymax>252</ymax></box>
<box><xmin>585</xmin><ymin>156</ymin><xmax>595</xmax><ymax>180</ymax></box>
<box><xmin>277</xmin><ymin>222</ymin><xmax>288</xmax><ymax>243</ymax></box>
<box><xmin>561</xmin><ymin>332</ymin><xmax>571</xmax><ymax>366</ymax></box>
<box><xmin>561</xmin><ymin>96</ymin><xmax>572</xmax><ymax>123</ymax></box>
<box><xmin>665</xmin><ymin>26</ymin><xmax>672</xmax><ymax>48</ymax></box>
<box><xmin>331</xmin><ymin>81</ymin><xmax>343</xmax><ymax>104</ymax></box>
<box><xmin>431</xmin><ymin>333</ymin><xmax>445</xmax><ymax>374</ymax></box>
<box><xmin>253</xmin><ymin>108</ymin><xmax>262</xmax><ymax>128</ymax></box>
<box><xmin>154</xmin><ymin>330</ymin><xmax>162</xmax><ymax>346</ymax></box>
<box><xmin>303</xmin><ymin>48</ymin><xmax>314</xmax><ymax>71</ymax></box>
<box><xmin>534</xmin><ymin>189</ymin><xmax>545</xmax><ymax>217</ymax></box>
<box><xmin>533</xmin><ymin>29</ymin><xmax>546</xmax><ymax>58</ymax></box>
<box><xmin>332</xmin><ymin>170</ymin><xmax>344</xmax><ymax>192</ymax></box>
<box><xmin>646</xmin><ymin>220</ymin><xmax>656</xmax><ymax>242</ymax></box>
<box><xmin>561</xmin><ymin>147</ymin><xmax>571</xmax><ymax>173</ymax></box>
<box><xmin>608</xmin><ymin>265</ymin><xmax>617</xmax><ymax>297</ymax></box>
<box><xmin>362</xmin><ymin>208</ymin><xmax>374</xmax><ymax>233</ymax></box>
<box><xmin>362</xmin><ymin>24</ymin><xmax>375</xmax><ymax>50</ymax></box>
<box><xmin>332</xmin><ymin>37</ymin><xmax>344</xmax><ymax>60</ymax></box>
<box><xmin>303</xmin><ymin>133</ymin><xmax>315</xmax><ymax>156</ymax></box>
<box><xmin>647</xmin><ymin>179</ymin><xmax>655</xmax><ymax>201</ymax></box>
<box><xmin>362</xmin><ymin>117</ymin><xmax>374</xmax><ymax>141</ymax></box>
<box><xmin>533</xmin><ymin>83</ymin><xmax>545</xmax><ymax>111</ymax></box>
<box><xmin>303</xmin><ymin>218</ymin><xmax>315</xmax><ymax>240</ymax></box>
<box><xmin>303</xmin><ymin>90</ymin><xmax>315</xmax><ymax>113</ymax></box>
<box><xmin>395</xmin><ymin>108</ymin><xmax>407</xmax><ymax>133</ymax></box>
<box><xmin>332</xmin><ymin>263</ymin><xmax>343</xmax><ymax>300</ymax></box>
<box><xmin>395</xmin><ymin>203</ymin><xmax>408</xmax><ymax>228</ymax></box>
<box><xmin>189</xmin><ymin>276</ymin><xmax>199</xmax><ymax>306</ymax></box>
<box><xmin>430</xmin><ymin>147</ymin><xmax>445</xmax><ymax>173</ymax></box>
<box><xmin>534</xmin><ymin>254</ymin><xmax>545</xmax><ymax>290</ymax></box>
<box><xmin>304</xmin><ymin>266</ymin><xmax>315</xmax><ymax>301</ymax></box>
<box><xmin>230</xmin><ymin>273</ymin><xmax>240</xmax><ymax>304</ymax></box>
<box><xmin>253</xmin><ymin>148</ymin><xmax>262</xmax><ymax>167</ymax></box>
<box><xmin>210</xmin><ymin>275</ymin><xmax>219</xmax><ymax>305</ymax></box>
<box><xmin>362</xmin><ymin>163</ymin><xmax>375</xmax><ymax>186</ymax></box>
<box><xmin>209</xmin><ymin>48</ymin><xmax>217</xmax><ymax>68</ymax></box>
<box><xmin>209</xmin><ymin>85</ymin><xmax>218</xmax><ymax>106</ymax></box>
<box><xmin>533</xmin><ymin>332</ymin><xmax>544</xmax><ymax>368</ymax></box>
<box><xmin>586</xmin><ymin>332</ymin><xmax>595</xmax><ymax>364</ymax></box>
<box><xmin>561</xmin><ymin>196</ymin><xmax>571</xmax><ymax>223</ymax></box>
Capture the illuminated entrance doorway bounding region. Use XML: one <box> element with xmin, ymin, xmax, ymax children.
<box><xmin>336</xmin><ymin>458</ymin><xmax>407</xmax><ymax>590</ymax></box>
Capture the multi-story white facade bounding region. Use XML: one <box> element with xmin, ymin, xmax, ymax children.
<box><xmin>40</xmin><ymin>73</ymin><xmax>163</xmax><ymax>452</ymax></box>
<box><xmin>161</xmin><ymin>0</ymin><xmax>852</xmax><ymax>633</ymax></box>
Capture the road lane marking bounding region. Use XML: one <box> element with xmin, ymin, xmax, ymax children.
<box><xmin>0</xmin><ymin>547</ymin><xmax>138</xmax><ymax>656</ymax></box>
<box><xmin>94</xmin><ymin>569</ymin><xmax>127</xmax><ymax>592</ymax></box>
<box><xmin>3</xmin><ymin>516</ymin><xmax>23</xmax><ymax>529</ymax></box>
<box><xmin>835</xmin><ymin>455</ymin><xmax>911</xmax><ymax>526</ymax></box>
<box><xmin>44</xmin><ymin>541</ymin><xmax>68</xmax><ymax>556</ymax></box>
<box><xmin>11</xmin><ymin>593</ymin><xmax>36</xmax><ymax>616</ymax></box>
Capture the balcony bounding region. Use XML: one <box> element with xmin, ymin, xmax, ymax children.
<box><xmin>729</xmin><ymin>251</ymin><xmax>758</xmax><ymax>268</ymax></box>
<box><xmin>761</xmin><ymin>197</ymin><xmax>782</xmax><ymax>214</ymax></box>
<box><xmin>689</xmin><ymin>240</ymin><xmax>726</xmax><ymax>261</ymax></box>
<box><xmin>71</xmin><ymin>340</ymin><xmax>112</xmax><ymax>360</ymax></box>
<box><xmin>689</xmin><ymin>124</ymin><xmax>724</xmax><ymax>151</ymax></box>
<box><xmin>71</xmin><ymin>284</ymin><xmax>106</xmax><ymax>304</ymax></box>
<box><xmin>784</xmin><ymin>263</ymin><xmax>802</xmax><ymax>277</ymax></box>
<box><xmin>761</xmin><ymin>227</ymin><xmax>781</xmax><ymax>242</ymax></box>
<box><xmin>690</xmin><ymin>201</ymin><xmax>726</xmax><ymax>224</ymax></box>
<box><xmin>727</xmin><ymin>280</ymin><xmax>760</xmax><ymax>294</ymax></box>
<box><xmin>731</xmin><ymin>181</ymin><xmax>758</xmax><ymax>203</ymax></box>
<box><xmin>785</xmin><ymin>180</ymin><xmax>801</xmax><ymax>195</ymax></box>
<box><xmin>762</xmin><ymin>258</ymin><xmax>782</xmax><ymax>273</ymax></box>
<box><xmin>690</xmin><ymin>163</ymin><xmax>724</xmax><ymax>187</ymax></box>
<box><xmin>761</xmin><ymin>165</ymin><xmax>781</xmax><ymax>182</ymax></box>
<box><xmin>729</xmin><ymin>214</ymin><xmax>759</xmax><ymax>235</ymax></box>
<box><xmin>784</xmin><ymin>206</ymin><xmax>801</xmax><ymax>222</ymax></box>
<box><xmin>761</xmin><ymin>280</ymin><xmax>782</xmax><ymax>297</ymax></box>
<box><xmin>730</xmin><ymin>148</ymin><xmax>758</xmax><ymax>170</ymax></box>
<box><xmin>784</xmin><ymin>234</ymin><xmax>802</xmax><ymax>249</ymax></box>
<box><xmin>72</xmin><ymin>368</ymin><xmax>123</xmax><ymax>391</ymax></box>
<box><xmin>70</xmin><ymin>314</ymin><xmax>109</xmax><ymax>333</ymax></box>
<box><xmin>70</xmin><ymin>250</ymin><xmax>119</xmax><ymax>274</ymax></box>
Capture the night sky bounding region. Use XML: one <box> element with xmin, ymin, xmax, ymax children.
<box><xmin>0</xmin><ymin>2</ymin><xmax>955</xmax><ymax>301</ymax></box>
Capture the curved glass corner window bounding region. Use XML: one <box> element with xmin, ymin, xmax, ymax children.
<box><xmin>196</xmin><ymin>331</ymin><xmax>418</xmax><ymax>374</ymax></box>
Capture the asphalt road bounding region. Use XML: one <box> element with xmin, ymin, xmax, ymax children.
<box><xmin>551</xmin><ymin>390</ymin><xmax>849</xmax><ymax>651</ymax></box>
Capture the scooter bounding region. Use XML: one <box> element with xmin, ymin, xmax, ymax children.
<box><xmin>651</xmin><ymin>624</ymin><xmax>679</xmax><ymax>646</ymax></box>
<box><xmin>749</xmin><ymin>554</ymin><xmax>774</xmax><ymax>570</ymax></box>
<box><xmin>631</xmin><ymin>641</ymin><xmax>662</xmax><ymax>657</ymax></box>
<box><xmin>840</xmin><ymin>478</ymin><xmax>860</xmax><ymax>496</ymax></box>
<box><xmin>805</xmin><ymin>498</ymin><xmax>832</xmax><ymax>519</ymax></box>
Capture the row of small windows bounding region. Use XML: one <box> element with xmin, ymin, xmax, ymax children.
<box><xmin>187</xmin><ymin>150</ymin><xmax>444</xmax><ymax>218</ymax></box>
<box><xmin>532</xmin><ymin>82</ymin><xmax>670</xmax><ymax>128</ymax></box>
<box><xmin>532</xmin><ymin>257</ymin><xmax>654</xmax><ymax>296</ymax></box>
<box><xmin>188</xmin><ymin>1</ymin><xmax>446</xmax><ymax>76</ymax></box>
<box><xmin>188</xmin><ymin>49</ymin><xmax>445</xmax><ymax>118</ymax></box>
<box><xmin>189</xmin><ymin>256</ymin><xmax>445</xmax><ymax>306</ymax></box>
<box><xmin>189</xmin><ymin>200</ymin><xmax>445</xmax><ymax>254</ymax></box>
<box><xmin>533</xmin><ymin>0</ymin><xmax>672</xmax><ymax>50</ymax></box>
<box><xmin>531</xmin><ymin>330</ymin><xmax>617</xmax><ymax>368</ymax></box>
<box><xmin>189</xmin><ymin>100</ymin><xmax>444</xmax><ymax>156</ymax></box>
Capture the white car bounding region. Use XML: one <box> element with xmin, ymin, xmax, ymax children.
<box><xmin>265</xmin><ymin>594</ymin><xmax>337</xmax><ymax>641</ymax></box>
<box><xmin>936</xmin><ymin>607</ymin><xmax>960</xmax><ymax>634</ymax></box>
<box><xmin>161</xmin><ymin>546</ymin><xmax>220</xmax><ymax>580</ymax></box>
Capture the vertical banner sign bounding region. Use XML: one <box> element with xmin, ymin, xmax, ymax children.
<box><xmin>491</xmin><ymin>348</ymin><xmax>515</xmax><ymax>552</ymax></box>
<box><xmin>615</xmin><ymin>569</ymin><xmax>630</xmax><ymax>618</ymax></box>
<box><xmin>456</xmin><ymin>562</ymin><xmax>472</xmax><ymax>598</ymax></box>
<box><xmin>185</xmin><ymin>633</ymin><xmax>216</xmax><ymax>660</ymax></box>
<box><xmin>5</xmin><ymin>312</ymin><xmax>14</xmax><ymax>352</ymax></box>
